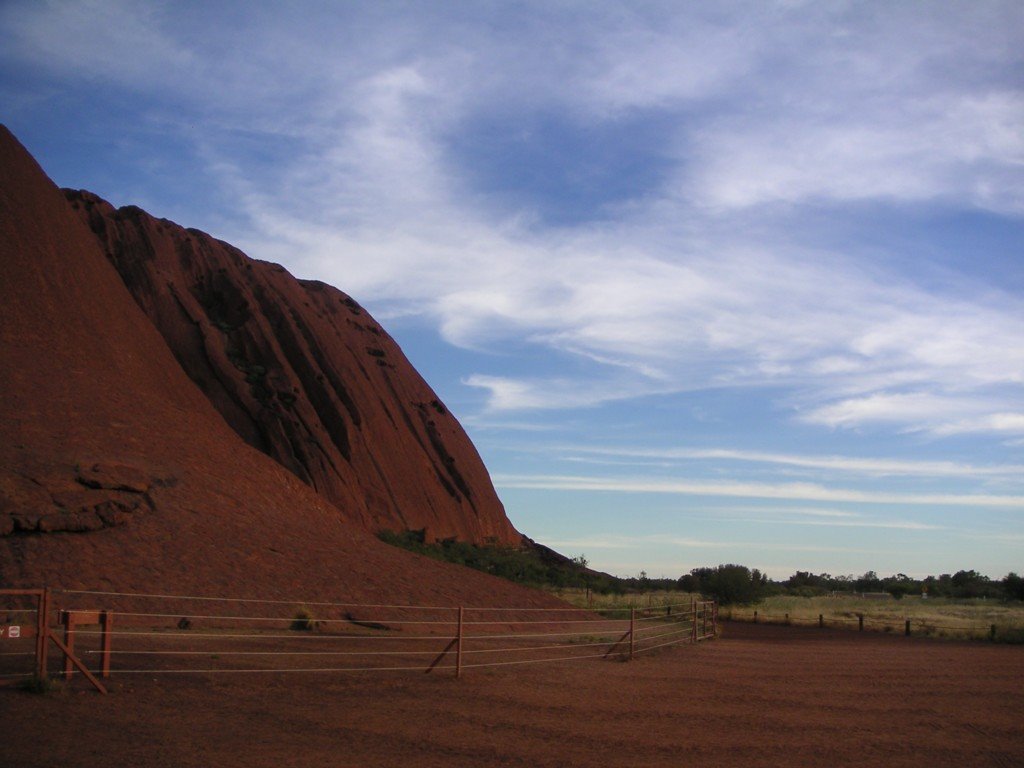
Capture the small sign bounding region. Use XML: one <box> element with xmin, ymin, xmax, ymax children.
<box><xmin>4</xmin><ymin>625</ymin><xmax>19</xmax><ymax>639</ymax></box>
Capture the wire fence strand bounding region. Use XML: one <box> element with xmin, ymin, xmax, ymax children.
<box><xmin>2</xmin><ymin>589</ymin><xmax>717</xmax><ymax>684</ymax></box>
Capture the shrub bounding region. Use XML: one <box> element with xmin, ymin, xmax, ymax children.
<box><xmin>291</xmin><ymin>608</ymin><xmax>318</xmax><ymax>631</ymax></box>
<box><xmin>18</xmin><ymin>675</ymin><xmax>62</xmax><ymax>695</ymax></box>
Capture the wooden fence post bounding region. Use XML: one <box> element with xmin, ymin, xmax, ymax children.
<box><xmin>691</xmin><ymin>603</ymin><xmax>698</xmax><ymax>642</ymax></box>
<box><xmin>62</xmin><ymin>611</ymin><xmax>75</xmax><ymax>681</ymax></box>
<box><xmin>858</xmin><ymin>614</ymin><xmax>864</xmax><ymax>632</ymax></box>
<box><xmin>101</xmin><ymin>610</ymin><xmax>112</xmax><ymax>678</ymax></box>
<box><xmin>456</xmin><ymin>606</ymin><xmax>464</xmax><ymax>679</ymax></box>
<box><xmin>36</xmin><ymin>587</ymin><xmax>50</xmax><ymax>680</ymax></box>
<box><xmin>905</xmin><ymin>619</ymin><xmax>911</xmax><ymax>637</ymax></box>
<box><xmin>990</xmin><ymin>624</ymin><xmax>997</xmax><ymax>642</ymax></box>
<box><xmin>58</xmin><ymin>609</ymin><xmax>113</xmax><ymax>683</ymax></box>
<box><xmin>819</xmin><ymin>614</ymin><xmax>824</xmax><ymax>629</ymax></box>
<box><xmin>629</xmin><ymin>608</ymin><xmax>636</xmax><ymax>660</ymax></box>
<box><xmin>753</xmin><ymin>610</ymin><xmax>758</xmax><ymax>624</ymax></box>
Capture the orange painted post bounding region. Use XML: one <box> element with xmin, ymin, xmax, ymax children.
<box><xmin>46</xmin><ymin>632</ymin><xmax>106</xmax><ymax>694</ymax></box>
<box><xmin>455</xmin><ymin>607</ymin><xmax>464</xmax><ymax>679</ymax></box>
<box><xmin>691</xmin><ymin>604</ymin><xmax>698</xmax><ymax>642</ymax></box>
<box><xmin>713</xmin><ymin>603</ymin><xmax>718</xmax><ymax>635</ymax></box>
<box><xmin>37</xmin><ymin>588</ymin><xmax>51</xmax><ymax>680</ymax></box>
<box><xmin>34</xmin><ymin>590</ymin><xmax>46</xmax><ymax>679</ymax></box>
<box><xmin>101</xmin><ymin>611</ymin><xmax>112</xmax><ymax>678</ymax></box>
<box><xmin>62</xmin><ymin>611</ymin><xmax>75</xmax><ymax>681</ymax></box>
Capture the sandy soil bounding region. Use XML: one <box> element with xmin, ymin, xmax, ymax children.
<box><xmin>2</xmin><ymin>621</ymin><xmax>1022</xmax><ymax>768</ymax></box>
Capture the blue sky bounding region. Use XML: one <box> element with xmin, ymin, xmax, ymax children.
<box><xmin>2</xmin><ymin>1</ymin><xmax>1022</xmax><ymax>580</ymax></box>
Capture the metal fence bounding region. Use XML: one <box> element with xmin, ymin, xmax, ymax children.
<box><xmin>722</xmin><ymin>608</ymin><xmax>1021</xmax><ymax>642</ymax></box>
<box><xmin>1</xmin><ymin>588</ymin><xmax>718</xmax><ymax>692</ymax></box>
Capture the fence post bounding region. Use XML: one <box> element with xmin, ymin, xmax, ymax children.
<box><xmin>753</xmin><ymin>610</ymin><xmax>758</xmax><ymax>624</ymax></box>
<box><xmin>101</xmin><ymin>610</ymin><xmax>112</xmax><ymax>678</ymax></box>
<box><xmin>785</xmin><ymin>613</ymin><xmax>790</xmax><ymax>626</ymax></box>
<box><xmin>819</xmin><ymin>614</ymin><xmax>824</xmax><ymax>629</ymax></box>
<box><xmin>990</xmin><ymin>624</ymin><xmax>997</xmax><ymax>642</ymax></box>
<box><xmin>713</xmin><ymin>602</ymin><xmax>718</xmax><ymax>636</ymax></box>
<box><xmin>905</xmin><ymin>619</ymin><xmax>911</xmax><ymax>637</ymax></box>
<box><xmin>692</xmin><ymin>603</ymin><xmax>698</xmax><ymax>643</ymax></box>
<box><xmin>629</xmin><ymin>608</ymin><xmax>636</xmax><ymax>660</ymax></box>
<box><xmin>858</xmin><ymin>614</ymin><xmax>864</xmax><ymax>632</ymax></box>
<box><xmin>62</xmin><ymin>611</ymin><xmax>75</xmax><ymax>681</ymax></box>
<box><xmin>36</xmin><ymin>587</ymin><xmax>51</xmax><ymax>680</ymax></box>
<box><xmin>456</xmin><ymin>607</ymin><xmax>464</xmax><ymax>679</ymax></box>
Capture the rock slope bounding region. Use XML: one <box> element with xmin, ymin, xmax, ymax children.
<box><xmin>0</xmin><ymin>125</ymin><xmax>544</xmax><ymax>607</ymax></box>
<box><xmin>61</xmin><ymin>190</ymin><xmax>519</xmax><ymax>546</ymax></box>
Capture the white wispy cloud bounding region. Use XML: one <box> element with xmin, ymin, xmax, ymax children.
<box><xmin>803</xmin><ymin>393</ymin><xmax>1024</xmax><ymax>438</ymax></box>
<box><xmin>493</xmin><ymin>473</ymin><xmax>1024</xmax><ymax>509</ymax></box>
<box><xmin>4</xmin><ymin>1</ymin><xmax>1023</xmax><ymax>441</ymax></box>
<box><xmin>747</xmin><ymin>518</ymin><xmax>944</xmax><ymax>532</ymax></box>
<box><xmin>563</xmin><ymin>446</ymin><xmax>1024</xmax><ymax>480</ymax></box>
<box><xmin>541</xmin><ymin>534</ymin><xmax>723</xmax><ymax>551</ymax></box>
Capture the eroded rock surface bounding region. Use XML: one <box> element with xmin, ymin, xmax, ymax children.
<box><xmin>64</xmin><ymin>189</ymin><xmax>519</xmax><ymax>545</ymax></box>
<box><xmin>0</xmin><ymin>124</ymin><xmax>558</xmax><ymax>612</ymax></box>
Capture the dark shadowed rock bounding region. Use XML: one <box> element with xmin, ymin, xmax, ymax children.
<box><xmin>63</xmin><ymin>189</ymin><xmax>520</xmax><ymax>545</ymax></box>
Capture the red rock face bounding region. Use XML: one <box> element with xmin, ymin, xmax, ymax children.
<box><xmin>0</xmin><ymin>125</ymin><xmax>547</xmax><ymax>607</ymax></box>
<box><xmin>60</xmin><ymin>190</ymin><xmax>519</xmax><ymax>546</ymax></box>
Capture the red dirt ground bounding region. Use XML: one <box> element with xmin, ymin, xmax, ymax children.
<box><xmin>2</xmin><ymin>622</ymin><xmax>1022</xmax><ymax>768</ymax></box>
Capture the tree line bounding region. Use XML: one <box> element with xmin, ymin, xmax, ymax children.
<box><xmin>668</xmin><ymin>565</ymin><xmax>1024</xmax><ymax>605</ymax></box>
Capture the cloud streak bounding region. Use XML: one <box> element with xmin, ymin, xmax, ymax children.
<box><xmin>562</xmin><ymin>446</ymin><xmax>1024</xmax><ymax>481</ymax></box>
<box><xmin>493</xmin><ymin>474</ymin><xmax>1024</xmax><ymax>509</ymax></box>
<box><xmin>5</xmin><ymin>2</ymin><xmax>1022</xmax><ymax>440</ymax></box>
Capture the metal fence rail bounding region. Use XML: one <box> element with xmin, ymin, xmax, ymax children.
<box><xmin>1</xmin><ymin>588</ymin><xmax>718</xmax><ymax>691</ymax></box>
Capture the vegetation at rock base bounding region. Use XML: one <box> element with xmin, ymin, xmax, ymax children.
<box><xmin>377</xmin><ymin>529</ymin><xmax>621</xmax><ymax>592</ymax></box>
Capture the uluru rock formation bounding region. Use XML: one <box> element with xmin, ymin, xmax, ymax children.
<box><xmin>0</xmin><ymin>125</ymin><xmax>545</xmax><ymax>607</ymax></box>
<box><xmin>62</xmin><ymin>188</ymin><xmax>519</xmax><ymax>546</ymax></box>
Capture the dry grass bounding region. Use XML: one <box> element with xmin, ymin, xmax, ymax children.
<box><xmin>722</xmin><ymin>595</ymin><xmax>1024</xmax><ymax>641</ymax></box>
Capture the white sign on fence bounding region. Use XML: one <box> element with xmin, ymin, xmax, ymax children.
<box><xmin>2</xmin><ymin>625</ymin><xmax>20</xmax><ymax>639</ymax></box>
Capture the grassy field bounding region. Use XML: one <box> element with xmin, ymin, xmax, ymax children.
<box><xmin>547</xmin><ymin>588</ymin><xmax>1024</xmax><ymax>641</ymax></box>
<box><xmin>721</xmin><ymin>594</ymin><xmax>1024</xmax><ymax>641</ymax></box>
